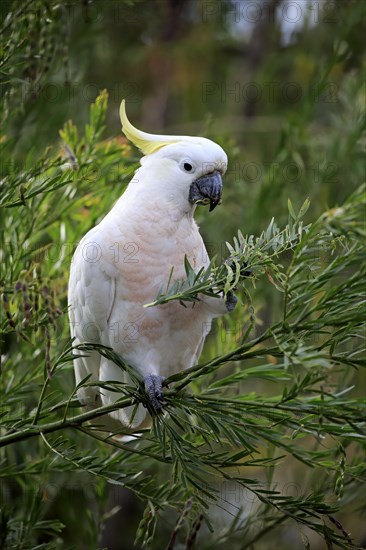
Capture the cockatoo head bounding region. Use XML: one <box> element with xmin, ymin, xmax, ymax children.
<box><xmin>120</xmin><ymin>100</ymin><xmax>228</xmax><ymax>212</ymax></box>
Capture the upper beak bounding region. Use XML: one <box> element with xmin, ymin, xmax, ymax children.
<box><xmin>188</xmin><ymin>170</ymin><xmax>223</xmax><ymax>212</ymax></box>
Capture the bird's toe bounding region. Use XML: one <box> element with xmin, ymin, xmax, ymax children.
<box><xmin>144</xmin><ymin>374</ymin><xmax>165</xmax><ymax>413</ymax></box>
<box><xmin>225</xmin><ymin>290</ymin><xmax>238</xmax><ymax>312</ymax></box>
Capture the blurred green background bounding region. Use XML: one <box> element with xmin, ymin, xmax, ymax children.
<box><xmin>3</xmin><ymin>0</ymin><xmax>365</xmax><ymax>220</ymax></box>
<box><xmin>1</xmin><ymin>1</ymin><xmax>365</xmax><ymax>549</ymax></box>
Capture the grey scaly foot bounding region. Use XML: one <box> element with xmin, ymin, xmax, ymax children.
<box><xmin>144</xmin><ymin>374</ymin><xmax>165</xmax><ymax>413</ymax></box>
<box><xmin>225</xmin><ymin>290</ymin><xmax>238</xmax><ymax>312</ymax></box>
<box><xmin>227</xmin><ymin>260</ymin><xmax>253</xmax><ymax>278</ymax></box>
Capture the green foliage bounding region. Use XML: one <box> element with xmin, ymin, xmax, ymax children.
<box><xmin>1</xmin><ymin>1</ymin><xmax>366</xmax><ymax>549</ymax></box>
<box><xmin>1</xmin><ymin>92</ymin><xmax>365</xmax><ymax>549</ymax></box>
<box><xmin>145</xmin><ymin>197</ymin><xmax>311</xmax><ymax>307</ymax></box>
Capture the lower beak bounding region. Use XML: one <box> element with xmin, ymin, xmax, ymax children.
<box><xmin>189</xmin><ymin>170</ymin><xmax>223</xmax><ymax>212</ymax></box>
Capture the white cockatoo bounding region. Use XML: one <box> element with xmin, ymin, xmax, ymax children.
<box><xmin>68</xmin><ymin>100</ymin><xmax>237</xmax><ymax>430</ymax></box>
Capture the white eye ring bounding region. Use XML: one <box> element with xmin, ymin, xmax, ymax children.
<box><xmin>179</xmin><ymin>159</ymin><xmax>195</xmax><ymax>173</ymax></box>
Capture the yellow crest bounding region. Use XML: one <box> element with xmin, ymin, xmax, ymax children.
<box><xmin>120</xmin><ymin>100</ymin><xmax>179</xmax><ymax>155</ymax></box>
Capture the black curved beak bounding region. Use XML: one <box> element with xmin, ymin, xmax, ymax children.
<box><xmin>188</xmin><ymin>170</ymin><xmax>223</xmax><ymax>212</ymax></box>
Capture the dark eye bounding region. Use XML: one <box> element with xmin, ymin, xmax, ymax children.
<box><xmin>179</xmin><ymin>159</ymin><xmax>195</xmax><ymax>174</ymax></box>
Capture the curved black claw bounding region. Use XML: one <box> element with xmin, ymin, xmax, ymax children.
<box><xmin>144</xmin><ymin>374</ymin><xmax>165</xmax><ymax>413</ymax></box>
<box><xmin>225</xmin><ymin>290</ymin><xmax>238</xmax><ymax>312</ymax></box>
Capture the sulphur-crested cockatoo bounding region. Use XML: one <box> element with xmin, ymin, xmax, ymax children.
<box><xmin>68</xmin><ymin>100</ymin><xmax>237</xmax><ymax>430</ymax></box>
